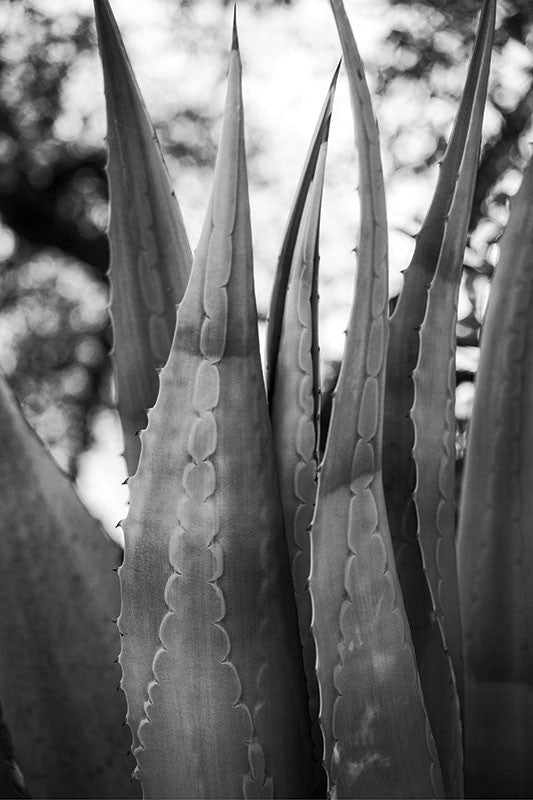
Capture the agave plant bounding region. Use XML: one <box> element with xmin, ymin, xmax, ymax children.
<box><xmin>1</xmin><ymin>0</ymin><xmax>532</xmax><ymax>797</ymax></box>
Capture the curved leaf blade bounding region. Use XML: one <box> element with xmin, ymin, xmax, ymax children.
<box><xmin>0</xmin><ymin>375</ymin><xmax>135</xmax><ymax>799</ymax></box>
<box><xmin>412</xmin><ymin>0</ymin><xmax>494</xmax><ymax>698</ymax></box>
<box><xmin>270</xmin><ymin>114</ymin><xmax>333</xmax><ymax>793</ymax></box>
<box><xmin>383</xmin><ymin>3</ymin><xmax>495</xmax><ymax>794</ymax></box>
<box><xmin>411</xmin><ymin>5</ymin><xmax>494</xmax><ymax>767</ymax></box>
<box><xmin>457</xmin><ymin>155</ymin><xmax>533</xmax><ymax>799</ymax></box>
<box><xmin>94</xmin><ymin>0</ymin><xmax>192</xmax><ymax>475</ymax></box>
<box><xmin>309</xmin><ymin>2</ymin><xmax>444</xmax><ymax>797</ymax></box>
<box><xmin>384</xmin><ymin>0</ymin><xmax>496</xmax><ymax>549</ymax></box>
<box><xmin>119</xmin><ymin>22</ymin><xmax>315</xmax><ymax>798</ymax></box>
<box><xmin>266</xmin><ymin>63</ymin><xmax>339</xmax><ymax>407</ymax></box>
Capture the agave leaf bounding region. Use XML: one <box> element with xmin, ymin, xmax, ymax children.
<box><xmin>383</xmin><ymin>2</ymin><xmax>495</xmax><ymax>794</ymax></box>
<box><xmin>412</xmin><ymin>0</ymin><xmax>494</xmax><ymax>703</ymax></box>
<box><xmin>384</xmin><ymin>0</ymin><xmax>495</xmax><ymax>545</ymax></box>
<box><xmin>119</xmin><ymin>21</ymin><xmax>315</xmax><ymax>798</ymax></box>
<box><xmin>309</xmin><ymin>2</ymin><xmax>444</xmax><ymax>797</ymax></box>
<box><xmin>0</xmin><ymin>374</ymin><xmax>136</xmax><ymax>799</ymax></box>
<box><xmin>266</xmin><ymin>62</ymin><xmax>339</xmax><ymax>406</ymax></box>
<box><xmin>457</xmin><ymin>155</ymin><xmax>533</xmax><ymax>799</ymax></box>
<box><xmin>94</xmin><ymin>0</ymin><xmax>192</xmax><ymax>476</ymax></box>
<box><xmin>269</xmin><ymin>77</ymin><xmax>336</xmax><ymax>792</ymax></box>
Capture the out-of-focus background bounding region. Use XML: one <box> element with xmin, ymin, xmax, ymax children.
<box><xmin>1</xmin><ymin>0</ymin><xmax>532</xmax><ymax>534</ymax></box>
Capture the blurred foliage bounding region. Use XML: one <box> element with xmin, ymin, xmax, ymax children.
<box><xmin>0</xmin><ymin>0</ymin><xmax>532</xmax><ymax>478</ymax></box>
<box><xmin>0</xmin><ymin>4</ymin><xmax>107</xmax><ymax>270</ymax></box>
<box><xmin>0</xmin><ymin>254</ymin><xmax>109</xmax><ymax>473</ymax></box>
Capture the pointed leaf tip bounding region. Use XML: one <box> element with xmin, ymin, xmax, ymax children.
<box><xmin>332</xmin><ymin>57</ymin><xmax>342</xmax><ymax>84</ymax></box>
<box><xmin>93</xmin><ymin>0</ymin><xmax>115</xmax><ymax>34</ymax></box>
<box><xmin>232</xmin><ymin>5</ymin><xmax>239</xmax><ymax>51</ymax></box>
<box><xmin>266</xmin><ymin>65</ymin><xmax>339</xmax><ymax>405</ymax></box>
